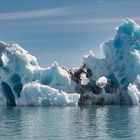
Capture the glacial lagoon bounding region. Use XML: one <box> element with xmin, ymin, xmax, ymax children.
<box><xmin>0</xmin><ymin>106</ymin><xmax>140</xmax><ymax>140</ymax></box>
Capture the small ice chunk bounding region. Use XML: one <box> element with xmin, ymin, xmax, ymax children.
<box><xmin>1</xmin><ymin>53</ymin><xmax>9</xmax><ymax>66</ymax></box>
<box><xmin>128</xmin><ymin>84</ymin><xmax>139</xmax><ymax>105</ymax></box>
<box><xmin>96</xmin><ymin>76</ymin><xmax>107</xmax><ymax>88</ymax></box>
<box><xmin>80</xmin><ymin>73</ymin><xmax>89</xmax><ymax>85</ymax></box>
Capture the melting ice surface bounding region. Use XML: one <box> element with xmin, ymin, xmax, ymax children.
<box><xmin>1</xmin><ymin>19</ymin><xmax>140</xmax><ymax>106</ymax></box>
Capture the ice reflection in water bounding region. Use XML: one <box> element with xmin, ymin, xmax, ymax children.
<box><xmin>0</xmin><ymin>106</ymin><xmax>140</xmax><ymax>140</ymax></box>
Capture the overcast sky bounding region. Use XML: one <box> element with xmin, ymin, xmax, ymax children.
<box><xmin>0</xmin><ymin>0</ymin><xmax>140</xmax><ymax>68</ymax></box>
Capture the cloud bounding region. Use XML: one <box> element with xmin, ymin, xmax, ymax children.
<box><xmin>34</xmin><ymin>17</ymin><xmax>140</xmax><ymax>25</ymax></box>
<box><xmin>46</xmin><ymin>18</ymin><xmax>124</xmax><ymax>24</ymax></box>
<box><xmin>0</xmin><ymin>6</ymin><xmax>79</xmax><ymax>20</ymax></box>
<box><xmin>0</xmin><ymin>2</ymin><xmax>140</xmax><ymax>26</ymax></box>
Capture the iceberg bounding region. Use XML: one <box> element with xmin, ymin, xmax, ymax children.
<box><xmin>78</xmin><ymin>19</ymin><xmax>140</xmax><ymax>105</ymax></box>
<box><xmin>0</xmin><ymin>42</ymin><xmax>79</xmax><ymax>106</ymax></box>
<box><xmin>1</xmin><ymin>19</ymin><xmax>140</xmax><ymax>106</ymax></box>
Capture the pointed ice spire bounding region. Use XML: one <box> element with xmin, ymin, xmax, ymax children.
<box><xmin>117</xmin><ymin>18</ymin><xmax>139</xmax><ymax>36</ymax></box>
<box><xmin>89</xmin><ymin>50</ymin><xmax>95</xmax><ymax>57</ymax></box>
<box><xmin>52</xmin><ymin>61</ymin><xmax>59</xmax><ymax>69</ymax></box>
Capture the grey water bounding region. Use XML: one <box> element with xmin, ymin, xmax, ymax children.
<box><xmin>0</xmin><ymin>106</ymin><xmax>140</xmax><ymax>140</ymax></box>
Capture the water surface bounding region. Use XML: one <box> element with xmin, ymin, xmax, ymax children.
<box><xmin>0</xmin><ymin>106</ymin><xmax>140</xmax><ymax>140</ymax></box>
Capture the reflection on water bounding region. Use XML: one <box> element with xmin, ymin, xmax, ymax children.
<box><xmin>0</xmin><ymin>106</ymin><xmax>140</xmax><ymax>140</ymax></box>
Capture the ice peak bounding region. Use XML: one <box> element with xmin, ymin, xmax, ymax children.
<box><xmin>117</xmin><ymin>19</ymin><xmax>140</xmax><ymax>37</ymax></box>
<box><xmin>89</xmin><ymin>50</ymin><xmax>95</xmax><ymax>56</ymax></box>
<box><xmin>124</xmin><ymin>18</ymin><xmax>136</xmax><ymax>25</ymax></box>
<box><xmin>0</xmin><ymin>41</ymin><xmax>7</xmax><ymax>47</ymax></box>
<box><xmin>51</xmin><ymin>61</ymin><xmax>59</xmax><ymax>69</ymax></box>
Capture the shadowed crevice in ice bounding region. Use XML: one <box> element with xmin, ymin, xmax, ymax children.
<box><xmin>10</xmin><ymin>73</ymin><xmax>22</xmax><ymax>98</ymax></box>
<box><xmin>1</xmin><ymin>82</ymin><xmax>16</xmax><ymax>106</ymax></box>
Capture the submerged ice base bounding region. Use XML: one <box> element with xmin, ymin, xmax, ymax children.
<box><xmin>1</xmin><ymin>19</ymin><xmax>140</xmax><ymax>106</ymax></box>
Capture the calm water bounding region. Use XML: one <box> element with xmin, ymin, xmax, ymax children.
<box><xmin>0</xmin><ymin>106</ymin><xmax>140</xmax><ymax>140</ymax></box>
